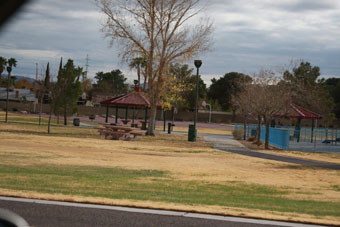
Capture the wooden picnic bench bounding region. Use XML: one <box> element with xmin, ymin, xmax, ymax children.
<box><xmin>322</xmin><ymin>138</ymin><xmax>340</xmax><ymax>144</ymax></box>
<box><xmin>97</xmin><ymin>124</ymin><xmax>145</xmax><ymax>140</ymax></box>
<box><xmin>121</xmin><ymin>119</ymin><xmax>131</xmax><ymax>125</ymax></box>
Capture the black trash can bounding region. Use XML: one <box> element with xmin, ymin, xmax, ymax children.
<box><xmin>168</xmin><ymin>123</ymin><xmax>175</xmax><ymax>134</ymax></box>
<box><xmin>73</xmin><ymin>118</ymin><xmax>80</xmax><ymax>126</ymax></box>
<box><xmin>188</xmin><ymin>124</ymin><xmax>197</xmax><ymax>142</ymax></box>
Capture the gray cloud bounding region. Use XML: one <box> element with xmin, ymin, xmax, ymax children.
<box><xmin>270</xmin><ymin>0</ymin><xmax>338</xmax><ymax>12</ymax></box>
<box><xmin>1</xmin><ymin>0</ymin><xmax>340</xmax><ymax>86</ymax></box>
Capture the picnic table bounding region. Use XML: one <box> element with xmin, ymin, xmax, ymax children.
<box><xmin>121</xmin><ymin>119</ymin><xmax>131</xmax><ymax>125</ymax></box>
<box><xmin>322</xmin><ymin>138</ymin><xmax>340</xmax><ymax>144</ymax></box>
<box><xmin>98</xmin><ymin>124</ymin><xmax>145</xmax><ymax>140</ymax></box>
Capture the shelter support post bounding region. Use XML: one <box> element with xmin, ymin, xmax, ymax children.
<box><xmin>144</xmin><ymin>107</ymin><xmax>148</xmax><ymax>130</ymax></box>
<box><xmin>311</xmin><ymin>119</ymin><xmax>315</xmax><ymax>143</ymax></box>
<box><xmin>125</xmin><ymin>106</ymin><xmax>128</xmax><ymax>120</ymax></box>
<box><xmin>297</xmin><ymin>118</ymin><xmax>301</xmax><ymax>143</ymax></box>
<box><xmin>105</xmin><ymin>105</ymin><xmax>109</xmax><ymax>123</ymax></box>
<box><xmin>270</xmin><ymin>119</ymin><xmax>275</xmax><ymax>128</ymax></box>
<box><xmin>132</xmin><ymin>106</ymin><xmax>135</xmax><ymax>125</ymax></box>
<box><xmin>115</xmin><ymin>106</ymin><xmax>118</xmax><ymax>124</ymax></box>
<box><xmin>163</xmin><ymin>110</ymin><xmax>166</xmax><ymax>131</ymax></box>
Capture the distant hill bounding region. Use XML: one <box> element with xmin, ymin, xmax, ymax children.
<box><xmin>1</xmin><ymin>74</ymin><xmax>35</xmax><ymax>83</ymax></box>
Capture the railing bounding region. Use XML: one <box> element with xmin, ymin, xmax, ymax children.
<box><xmin>234</xmin><ymin>124</ymin><xmax>289</xmax><ymax>149</ymax></box>
<box><xmin>235</xmin><ymin>124</ymin><xmax>340</xmax><ymax>153</ymax></box>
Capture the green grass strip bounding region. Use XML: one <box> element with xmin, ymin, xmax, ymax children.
<box><xmin>0</xmin><ymin>164</ymin><xmax>339</xmax><ymax>217</ymax></box>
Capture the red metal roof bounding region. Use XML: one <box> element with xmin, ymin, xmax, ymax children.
<box><xmin>99</xmin><ymin>94</ymin><xmax>125</xmax><ymax>105</ymax></box>
<box><xmin>274</xmin><ymin>103</ymin><xmax>322</xmax><ymax>119</ymax></box>
<box><xmin>100</xmin><ymin>92</ymin><xmax>151</xmax><ymax>107</ymax></box>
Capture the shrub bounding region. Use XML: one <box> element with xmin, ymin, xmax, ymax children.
<box><xmin>247</xmin><ymin>136</ymin><xmax>255</xmax><ymax>142</ymax></box>
<box><xmin>232</xmin><ymin>128</ymin><xmax>244</xmax><ymax>140</ymax></box>
<box><xmin>253</xmin><ymin>140</ymin><xmax>263</xmax><ymax>146</ymax></box>
<box><xmin>12</xmin><ymin>108</ymin><xmax>18</xmax><ymax>112</ymax></box>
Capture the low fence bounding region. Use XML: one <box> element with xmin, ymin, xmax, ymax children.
<box><xmin>234</xmin><ymin>124</ymin><xmax>340</xmax><ymax>153</ymax></box>
<box><xmin>279</xmin><ymin>126</ymin><xmax>340</xmax><ymax>153</ymax></box>
<box><xmin>235</xmin><ymin>124</ymin><xmax>289</xmax><ymax>149</ymax></box>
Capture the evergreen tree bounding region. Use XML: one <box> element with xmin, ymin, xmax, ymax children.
<box><xmin>54</xmin><ymin>59</ymin><xmax>82</xmax><ymax>125</ymax></box>
<box><xmin>0</xmin><ymin>56</ymin><xmax>7</xmax><ymax>81</ymax></box>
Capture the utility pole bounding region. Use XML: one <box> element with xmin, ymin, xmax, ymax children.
<box><xmin>35</xmin><ymin>63</ymin><xmax>38</xmax><ymax>81</ymax></box>
<box><xmin>85</xmin><ymin>54</ymin><xmax>89</xmax><ymax>79</ymax></box>
<box><xmin>34</xmin><ymin>63</ymin><xmax>38</xmax><ymax>112</ymax></box>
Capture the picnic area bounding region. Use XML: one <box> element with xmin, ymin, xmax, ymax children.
<box><xmin>0</xmin><ymin>111</ymin><xmax>340</xmax><ymax>225</ymax></box>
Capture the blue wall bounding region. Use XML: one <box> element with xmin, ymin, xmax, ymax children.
<box><xmin>235</xmin><ymin>124</ymin><xmax>290</xmax><ymax>149</ymax></box>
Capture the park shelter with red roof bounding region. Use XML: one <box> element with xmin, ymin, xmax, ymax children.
<box><xmin>274</xmin><ymin>103</ymin><xmax>322</xmax><ymax>142</ymax></box>
<box><xmin>100</xmin><ymin>87</ymin><xmax>164</xmax><ymax>129</ymax></box>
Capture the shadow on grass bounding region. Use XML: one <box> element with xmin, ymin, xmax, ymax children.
<box><xmin>274</xmin><ymin>164</ymin><xmax>317</xmax><ymax>170</ymax></box>
<box><xmin>0</xmin><ymin>129</ymin><xmax>100</xmax><ymax>139</ymax></box>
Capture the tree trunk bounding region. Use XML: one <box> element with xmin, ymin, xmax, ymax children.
<box><xmin>147</xmin><ymin>103</ymin><xmax>157</xmax><ymax>136</ymax></box>
<box><xmin>137</xmin><ymin>66</ymin><xmax>141</xmax><ymax>87</ymax></box>
<box><xmin>265</xmin><ymin>119</ymin><xmax>270</xmax><ymax>149</ymax></box>
<box><xmin>5</xmin><ymin>71</ymin><xmax>10</xmax><ymax>123</ymax></box>
<box><xmin>64</xmin><ymin>103</ymin><xmax>67</xmax><ymax>126</ymax></box>
<box><xmin>48</xmin><ymin>102</ymin><xmax>53</xmax><ymax>134</ymax></box>
<box><xmin>257</xmin><ymin>117</ymin><xmax>261</xmax><ymax>146</ymax></box>
<box><xmin>243</xmin><ymin>117</ymin><xmax>247</xmax><ymax>140</ymax></box>
<box><xmin>143</xmin><ymin>75</ymin><xmax>147</xmax><ymax>90</ymax></box>
<box><xmin>232</xmin><ymin>108</ymin><xmax>236</xmax><ymax>122</ymax></box>
<box><xmin>39</xmin><ymin>94</ymin><xmax>43</xmax><ymax>125</ymax></box>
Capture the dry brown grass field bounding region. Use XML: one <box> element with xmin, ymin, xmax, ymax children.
<box><xmin>0</xmin><ymin>112</ymin><xmax>339</xmax><ymax>225</ymax></box>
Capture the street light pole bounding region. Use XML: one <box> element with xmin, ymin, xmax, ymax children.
<box><xmin>202</xmin><ymin>100</ymin><xmax>211</xmax><ymax>124</ymax></box>
<box><xmin>5</xmin><ymin>66</ymin><xmax>11</xmax><ymax>123</ymax></box>
<box><xmin>207</xmin><ymin>103</ymin><xmax>211</xmax><ymax>124</ymax></box>
<box><xmin>194</xmin><ymin>60</ymin><xmax>202</xmax><ymax>137</ymax></box>
<box><xmin>34</xmin><ymin>63</ymin><xmax>38</xmax><ymax>112</ymax></box>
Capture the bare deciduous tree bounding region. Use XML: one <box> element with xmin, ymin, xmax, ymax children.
<box><xmin>96</xmin><ymin>0</ymin><xmax>213</xmax><ymax>135</ymax></box>
<box><xmin>234</xmin><ymin>70</ymin><xmax>290</xmax><ymax>149</ymax></box>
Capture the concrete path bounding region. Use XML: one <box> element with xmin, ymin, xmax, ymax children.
<box><xmin>202</xmin><ymin>134</ymin><xmax>340</xmax><ymax>170</ymax></box>
<box><xmin>162</xmin><ymin>131</ymin><xmax>340</xmax><ymax>170</ymax></box>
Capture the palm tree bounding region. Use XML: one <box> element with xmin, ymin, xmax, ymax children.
<box><xmin>5</xmin><ymin>58</ymin><xmax>17</xmax><ymax>123</ymax></box>
<box><xmin>0</xmin><ymin>56</ymin><xmax>7</xmax><ymax>81</ymax></box>
<box><xmin>129</xmin><ymin>57</ymin><xmax>146</xmax><ymax>88</ymax></box>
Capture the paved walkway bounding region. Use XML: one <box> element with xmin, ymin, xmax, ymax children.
<box><xmin>164</xmin><ymin>131</ymin><xmax>340</xmax><ymax>170</ymax></box>
<box><xmin>202</xmin><ymin>134</ymin><xmax>340</xmax><ymax>170</ymax></box>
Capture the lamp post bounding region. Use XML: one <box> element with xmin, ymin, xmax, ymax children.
<box><xmin>193</xmin><ymin>60</ymin><xmax>202</xmax><ymax>137</ymax></box>
<box><xmin>202</xmin><ymin>101</ymin><xmax>211</xmax><ymax>124</ymax></box>
<box><xmin>34</xmin><ymin>63</ymin><xmax>38</xmax><ymax>112</ymax></box>
<box><xmin>5</xmin><ymin>66</ymin><xmax>11</xmax><ymax>123</ymax></box>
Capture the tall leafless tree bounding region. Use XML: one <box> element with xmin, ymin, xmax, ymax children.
<box><xmin>96</xmin><ymin>0</ymin><xmax>213</xmax><ymax>135</ymax></box>
<box><xmin>234</xmin><ymin>70</ymin><xmax>290</xmax><ymax>149</ymax></box>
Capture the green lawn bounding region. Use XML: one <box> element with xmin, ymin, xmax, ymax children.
<box><xmin>0</xmin><ymin>113</ymin><xmax>339</xmax><ymax>224</ymax></box>
<box><xmin>0</xmin><ymin>164</ymin><xmax>339</xmax><ymax>217</ymax></box>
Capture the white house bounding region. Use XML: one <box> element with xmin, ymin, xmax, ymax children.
<box><xmin>0</xmin><ymin>87</ymin><xmax>36</xmax><ymax>102</ymax></box>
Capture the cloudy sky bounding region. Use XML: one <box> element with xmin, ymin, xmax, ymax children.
<box><xmin>1</xmin><ymin>0</ymin><xmax>340</xmax><ymax>85</ymax></box>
